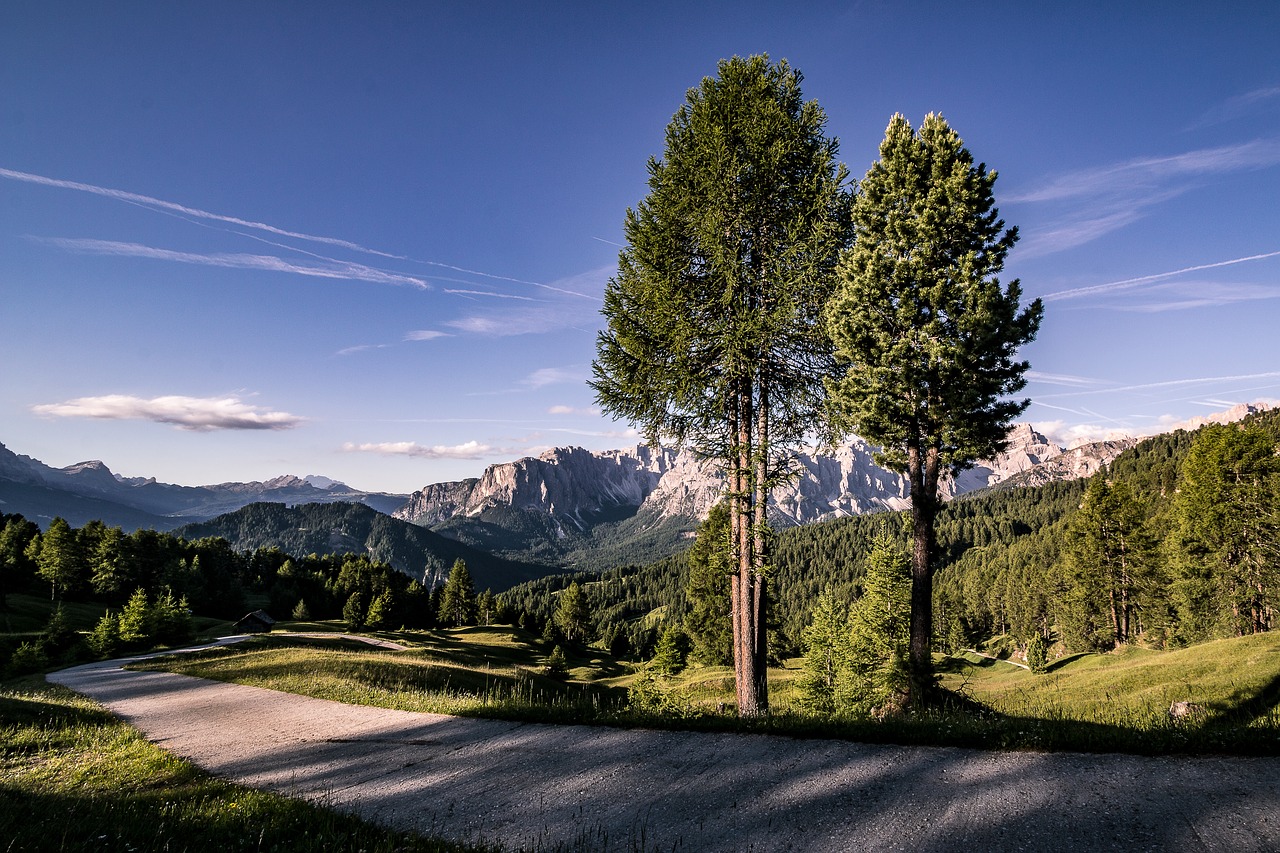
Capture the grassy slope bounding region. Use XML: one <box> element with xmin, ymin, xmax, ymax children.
<box><xmin>138</xmin><ymin>624</ymin><xmax>1280</xmax><ymax>754</ymax></box>
<box><xmin>0</xmin><ymin>677</ymin><xmax>481</xmax><ymax>852</ymax></box>
<box><xmin>939</xmin><ymin>631</ymin><xmax>1280</xmax><ymax>728</ymax></box>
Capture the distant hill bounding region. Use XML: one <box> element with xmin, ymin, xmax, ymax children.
<box><xmin>172</xmin><ymin>501</ymin><xmax>558</xmax><ymax>593</ymax></box>
<box><xmin>0</xmin><ymin>440</ymin><xmax>408</xmax><ymax>530</ymax></box>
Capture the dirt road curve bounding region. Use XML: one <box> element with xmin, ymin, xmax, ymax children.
<box><xmin>50</xmin><ymin>651</ymin><xmax>1280</xmax><ymax>852</ymax></box>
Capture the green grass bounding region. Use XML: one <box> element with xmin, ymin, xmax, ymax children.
<box><xmin>0</xmin><ymin>676</ymin><xmax>485</xmax><ymax>852</ymax></box>
<box><xmin>139</xmin><ymin>625</ymin><xmax>1280</xmax><ymax>755</ymax></box>
<box><xmin>134</xmin><ymin>626</ymin><xmax>627</xmax><ymax>723</ymax></box>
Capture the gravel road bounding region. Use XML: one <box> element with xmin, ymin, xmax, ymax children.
<box><xmin>49</xmin><ymin>650</ymin><xmax>1280</xmax><ymax>852</ymax></box>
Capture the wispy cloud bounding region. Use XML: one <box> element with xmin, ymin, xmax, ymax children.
<box><xmin>31</xmin><ymin>394</ymin><xmax>303</xmax><ymax>431</ymax></box>
<box><xmin>444</xmin><ymin>288</ymin><xmax>539</xmax><ymax>301</ymax></box>
<box><xmin>403</xmin><ymin>330</ymin><xmax>451</xmax><ymax>341</ymax></box>
<box><xmin>33</xmin><ymin>237</ymin><xmax>430</xmax><ymax>288</ymax></box>
<box><xmin>3</xmin><ymin>165</ymin><xmax>598</xmax><ymax>297</ymax></box>
<box><xmin>335</xmin><ymin>343</ymin><xmax>393</xmax><ymax>356</ymax></box>
<box><xmin>441</xmin><ymin>266</ymin><xmax>610</xmax><ymax>338</ymax></box>
<box><xmin>1038</xmin><ymin>370</ymin><xmax>1280</xmax><ymax>400</ymax></box>
<box><xmin>342</xmin><ymin>440</ymin><xmax>514</xmax><ymax>460</ymax></box>
<box><xmin>1185</xmin><ymin>86</ymin><xmax>1280</xmax><ymax>131</ymax></box>
<box><xmin>1024</xmin><ymin>370</ymin><xmax>1111</xmax><ymax>388</ymax></box>
<box><xmin>523</xmin><ymin>367</ymin><xmax>589</xmax><ymax>389</ymax></box>
<box><xmin>1042</xmin><ymin>250</ymin><xmax>1280</xmax><ymax>302</ymax></box>
<box><xmin>1115</xmin><ymin>280</ymin><xmax>1280</xmax><ymax>313</ymax></box>
<box><xmin>1</xmin><ymin>166</ymin><xmax>404</xmax><ymax>259</ymax></box>
<box><xmin>1009</xmin><ymin>139</ymin><xmax>1280</xmax><ymax>205</ymax></box>
<box><xmin>548</xmin><ymin>405</ymin><xmax>601</xmax><ymax>416</ymax></box>
<box><xmin>1010</xmin><ymin>139</ymin><xmax>1280</xmax><ymax>256</ymax></box>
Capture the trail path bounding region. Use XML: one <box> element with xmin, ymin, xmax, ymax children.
<box><xmin>50</xmin><ymin>648</ymin><xmax>1280</xmax><ymax>852</ymax></box>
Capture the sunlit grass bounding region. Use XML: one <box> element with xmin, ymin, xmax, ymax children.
<box><xmin>139</xmin><ymin>626</ymin><xmax>1280</xmax><ymax>755</ymax></box>
<box><xmin>134</xmin><ymin>628</ymin><xmax>627</xmax><ymax>723</ymax></box>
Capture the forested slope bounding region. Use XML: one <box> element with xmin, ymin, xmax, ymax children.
<box><xmin>501</xmin><ymin>409</ymin><xmax>1280</xmax><ymax>659</ymax></box>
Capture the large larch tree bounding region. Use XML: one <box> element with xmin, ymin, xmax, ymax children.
<box><xmin>825</xmin><ymin>113</ymin><xmax>1043</xmax><ymax>705</ymax></box>
<box><xmin>592</xmin><ymin>55</ymin><xmax>851</xmax><ymax>715</ymax></box>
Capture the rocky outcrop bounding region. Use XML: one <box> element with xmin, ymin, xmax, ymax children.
<box><xmin>394</xmin><ymin>422</ymin><xmax>1117</xmax><ymax>533</ymax></box>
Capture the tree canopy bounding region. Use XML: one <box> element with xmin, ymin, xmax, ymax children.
<box><xmin>826</xmin><ymin>112</ymin><xmax>1043</xmax><ymax>703</ymax></box>
<box><xmin>592</xmin><ymin>54</ymin><xmax>851</xmax><ymax>715</ymax></box>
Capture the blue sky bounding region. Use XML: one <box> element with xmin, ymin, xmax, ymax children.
<box><xmin>3</xmin><ymin>2</ymin><xmax>1278</xmax><ymax>494</ymax></box>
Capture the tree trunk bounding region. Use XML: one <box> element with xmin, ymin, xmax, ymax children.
<box><xmin>751</xmin><ymin>379</ymin><xmax>770</xmax><ymax>714</ymax></box>
<box><xmin>907</xmin><ymin>444</ymin><xmax>939</xmax><ymax>706</ymax></box>
<box><xmin>732</xmin><ymin>380</ymin><xmax>764</xmax><ymax>716</ymax></box>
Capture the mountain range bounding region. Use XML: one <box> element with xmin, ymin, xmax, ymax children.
<box><xmin>0</xmin><ymin>440</ymin><xmax>407</xmax><ymax>530</ymax></box>
<box><xmin>4</xmin><ymin>401</ymin><xmax>1271</xmax><ymax>571</ymax></box>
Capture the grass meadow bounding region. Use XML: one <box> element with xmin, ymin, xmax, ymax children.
<box><xmin>136</xmin><ymin>623</ymin><xmax>1280</xmax><ymax>755</ymax></box>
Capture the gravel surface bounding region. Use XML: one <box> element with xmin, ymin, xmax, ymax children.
<box><xmin>49</xmin><ymin>650</ymin><xmax>1280</xmax><ymax>852</ymax></box>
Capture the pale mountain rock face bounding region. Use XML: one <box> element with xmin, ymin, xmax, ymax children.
<box><xmin>394</xmin><ymin>422</ymin><xmax>1126</xmax><ymax>531</ymax></box>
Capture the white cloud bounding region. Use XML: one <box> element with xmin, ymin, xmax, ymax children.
<box><xmin>33</xmin><ymin>237</ymin><xmax>430</xmax><ymax>288</ymax></box>
<box><xmin>548</xmin><ymin>405</ymin><xmax>601</xmax><ymax>416</ymax></box>
<box><xmin>342</xmin><ymin>440</ymin><xmax>512</xmax><ymax>460</ymax></box>
<box><xmin>31</xmin><ymin>394</ymin><xmax>303</xmax><ymax>431</ymax></box>
<box><xmin>1030</xmin><ymin>419</ymin><xmax>1136</xmax><ymax>448</ymax></box>
<box><xmin>523</xmin><ymin>367</ymin><xmax>589</xmax><ymax>389</ymax></box>
<box><xmin>403</xmin><ymin>330</ymin><xmax>451</xmax><ymax>341</ymax></box>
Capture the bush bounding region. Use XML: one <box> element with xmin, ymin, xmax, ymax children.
<box><xmin>88</xmin><ymin>611</ymin><xmax>122</xmax><ymax>658</ymax></box>
<box><xmin>1027</xmin><ymin>632</ymin><xmax>1049</xmax><ymax>674</ymax></box>
<box><xmin>7</xmin><ymin>641</ymin><xmax>48</xmax><ymax>676</ymax></box>
<box><xmin>544</xmin><ymin>645</ymin><xmax>569</xmax><ymax>679</ymax></box>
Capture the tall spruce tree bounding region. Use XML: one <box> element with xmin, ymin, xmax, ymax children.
<box><xmin>684</xmin><ymin>502</ymin><xmax>733</xmax><ymax>666</ymax></box>
<box><xmin>592</xmin><ymin>55</ymin><xmax>852</xmax><ymax>715</ymax></box>
<box><xmin>825</xmin><ymin>113</ymin><xmax>1042</xmax><ymax>704</ymax></box>
<box><xmin>437</xmin><ymin>559</ymin><xmax>476</xmax><ymax>628</ymax></box>
<box><xmin>553</xmin><ymin>581</ymin><xmax>591</xmax><ymax>644</ymax></box>
<box><xmin>1064</xmin><ymin>475</ymin><xmax>1153</xmax><ymax>649</ymax></box>
<box><xmin>1173</xmin><ymin>423</ymin><xmax>1279</xmax><ymax>637</ymax></box>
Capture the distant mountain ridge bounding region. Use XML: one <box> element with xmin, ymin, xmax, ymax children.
<box><xmin>172</xmin><ymin>501</ymin><xmax>554</xmax><ymax>592</ymax></box>
<box><xmin>392</xmin><ymin>421</ymin><xmax>1146</xmax><ymax>567</ymax></box>
<box><xmin>0</xmin><ymin>441</ymin><xmax>407</xmax><ymax>529</ymax></box>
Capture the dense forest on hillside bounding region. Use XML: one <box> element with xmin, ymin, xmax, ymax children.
<box><xmin>501</xmin><ymin>410</ymin><xmax>1280</xmax><ymax>661</ymax></box>
<box><xmin>0</xmin><ymin>508</ymin><xmax>505</xmax><ymax>673</ymax></box>
<box><xmin>173</xmin><ymin>501</ymin><xmax>554</xmax><ymax>592</ymax></box>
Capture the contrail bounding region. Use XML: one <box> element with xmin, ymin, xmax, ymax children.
<box><xmin>1043</xmin><ymin>250</ymin><xmax>1280</xmax><ymax>302</ymax></box>
<box><xmin>0</xmin><ymin>166</ymin><xmax>404</xmax><ymax>260</ymax></box>
<box><xmin>34</xmin><ymin>237</ymin><xmax>429</xmax><ymax>288</ymax></box>
<box><xmin>2</xmin><ymin>165</ymin><xmax>601</xmax><ymax>298</ymax></box>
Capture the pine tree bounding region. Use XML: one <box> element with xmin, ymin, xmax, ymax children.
<box><xmin>476</xmin><ymin>589</ymin><xmax>495</xmax><ymax>626</ymax></box>
<box><xmin>118</xmin><ymin>588</ymin><xmax>151</xmax><ymax>649</ymax></box>
<box><xmin>553</xmin><ymin>581</ymin><xmax>590</xmax><ymax>645</ymax></box>
<box><xmin>844</xmin><ymin>537</ymin><xmax>912</xmax><ymax>713</ymax></box>
<box><xmin>649</xmin><ymin>624</ymin><xmax>689</xmax><ymax>676</ymax></box>
<box><xmin>437</xmin><ymin>559</ymin><xmax>476</xmax><ymax>628</ymax></box>
<box><xmin>592</xmin><ymin>55</ymin><xmax>852</xmax><ymax>716</ymax></box>
<box><xmin>33</xmin><ymin>517</ymin><xmax>87</xmax><ymax>601</ymax></box>
<box><xmin>684</xmin><ymin>502</ymin><xmax>733</xmax><ymax>666</ymax></box>
<box><xmin>88</xmin><ymin>610</ymin><xmax>121</xmax><ymax>658</ymax></box>
<box><xmin>1172</xmin><ymin>424</ymin><xmax>1279</xmax><ymax>637</ymax></box>
<box><xmin>825</xmin><ymin>113</ymin><xmax>1042</xmax><ymax>704</ymax></box>
<box><xmin>796</xmin><ymin>587</ymin><xmax>853</xmax><ymax>713</ymax></box>
<box><xmin>1064</xmin><ymin>475</ymin><xmax>1154</xmax><ymax>649</ymax></box>
<box><xmin>343</xmin><ymin>590</ymin><xmax>366</xmax><ymax>632</ymax></box>
<box><xmin>365</xmin><ymin>589</ymin><xmax>393</xmax><ymax>630</ymax></box>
